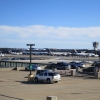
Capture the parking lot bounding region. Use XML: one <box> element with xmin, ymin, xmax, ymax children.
<box><xmin>0</xmin><ymin>70</ymin><xmax>100</xmax><ymax>100</ymax></box>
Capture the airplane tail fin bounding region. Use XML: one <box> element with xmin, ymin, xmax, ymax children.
<box><xmin>46</xmin><ymin>48</ymin><xmax>53</xmax><ymax>55</ymax></box>
<box><xmin>47</xmin><ymin>48</ymin><xmax>52</xmax><ymax>53</ymax></box>
<box><xmin>73</xmin><ymin>49</ymin><xmax>77</xmax><ymax>53</ymax></box>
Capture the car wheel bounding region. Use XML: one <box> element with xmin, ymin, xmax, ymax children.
<box><xmin>55</xmin><ymin>81</ymin><xmax>58</xmax><ymax>83</ymax></box>
<box><xmin>47</xmin><ymin>78</ymin><xmax>51</xmax><ymax>84</ymax></box>
<box><xmin>34</xmin><ymin>77</ymin><xmax>38</xmax><ymax>83</ymax></box>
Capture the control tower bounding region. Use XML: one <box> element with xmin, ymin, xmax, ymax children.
<box><xmin>93</xmin><ymin>42</ymin><xmax>99</xmax><ymax>50</ymax></box>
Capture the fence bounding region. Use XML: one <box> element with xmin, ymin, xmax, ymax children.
<box><xmin>0</xmin><ymin>60</ymin><xmax>48</xmax><ymax>68</ymax></box>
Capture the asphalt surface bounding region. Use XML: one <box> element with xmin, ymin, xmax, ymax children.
<box><xmin>0</xmin><ymin>54</ymin><xmax>100</xmax><ymax>100</ymax></box>
<box><xmin>0</xmin><ymin>71</ymin><xmax>100</xmax><ymax>100</ymax></box>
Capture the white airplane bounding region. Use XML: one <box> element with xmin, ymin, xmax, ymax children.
<box><xmin>72</xmin><ymin>49</ymin><xmax>99</xmax><ymax>57</ymax></box>
<box><xmin>47</xmin><ymin>49</ymin><xmax>71</xmax><ymax>56</ymax></box>
<box><xmin>22</xmin><ymin>49</ymin><xmax>48</xmax><ymax>55</ymax></box>
<box><xmin>88</xmin><ymin>53</ymin><xmax>99</xmax><ymax>57</ymax></box>
<box><xmin>10</xmin><ymin>52</ymin><xmax>20</xmax><ymax>55</ymax></box>
<box><xmin>73</xmin><ymin>52</ymin><xmax>88</xmax><ymax>57</ymax></box>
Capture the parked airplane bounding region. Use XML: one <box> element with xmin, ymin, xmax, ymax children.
<box><xmin>88</xmin><ymin>53</ymin><xmax>99</xmax><ymax>57</ymax></box>
<box><xmin>72</xmin><ymin>49</ymin><xmax>99</xmax><ymax>57</ymax></box>
<box><xmin>73</xmin><ymin>52</ymin><xmax>88</xmax><ymax>57</ymax></box>
<box><xmin>22</xmin><ymin>48</ymin><xmax>71</xmax><ymax>56</ymax></box>
<box><xmin>10</xmin><ymin>52</ymin><xmax>22</xmax><ymax>55</ymax></box>
<box><xmin>22</xmin><ymin>49</ymin><xmax>48</xmax><ymax>55</ymax></box>
<box><xmin>47</xmin><ymin>49</ymin><xmax>71</xmax><ymax>56</ymax></box>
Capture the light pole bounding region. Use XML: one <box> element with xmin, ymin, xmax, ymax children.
<box><xmin>27</xmin><ymin>44</ymin><xmax>35</xmax><ymax>75</ymax></box>
<box><xmin>88</xmin><ymin>53</ymin><xmax>90</xmax><ymax>65</ymax></box>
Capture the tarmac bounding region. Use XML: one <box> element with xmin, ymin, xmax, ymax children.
<box><xmin>0</xmin><ymin>70</ymin><xmax>100</xmax><ymax>100</ymax></box>
<box><xmin>0</xmin><ymin>55</ymin><xmax>100</xmax><ymax>100</ymax></box>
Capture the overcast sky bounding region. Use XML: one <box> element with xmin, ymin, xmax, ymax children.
<box><xmin>0</xmin><ymin>0</ymin><xmax>100</xmax><ymax>49</ymax></box>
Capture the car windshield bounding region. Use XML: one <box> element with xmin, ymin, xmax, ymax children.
<box><xmin>63</xmin><ymin>62</ymin><xmax>68</xmax><ymax>65</ymax></box>
<box><xmin>59</xmin><ymin>62</ymin><xmax>68</xmax><ymax>66</ymax></box>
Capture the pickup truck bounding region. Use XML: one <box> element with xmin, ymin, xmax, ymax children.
<box><xmin>47</xmin><ymin>62</ymin><xmax>71</xmax><ymax>70</ymax></box>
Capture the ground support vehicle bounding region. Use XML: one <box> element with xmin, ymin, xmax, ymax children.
<box><xmin>34</xmin><ymin>71</ymin><xmax>61</xmax><ymax>84</ymax></box>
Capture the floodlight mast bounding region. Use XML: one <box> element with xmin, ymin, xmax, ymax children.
<box><xmin>27</xmin><ymin>44</ymin><xmax>35</xmax><ymax>75</ymax></box>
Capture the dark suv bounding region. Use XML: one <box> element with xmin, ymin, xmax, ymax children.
<box><xmin>48</xmin><ymin>62</ymin><xmax>70</xmax><ymax>70</ymax></box>
<box><xmin>82</xmin><ymin>66</ymin><xmax>95</xmax><ymax>73</ymax></box>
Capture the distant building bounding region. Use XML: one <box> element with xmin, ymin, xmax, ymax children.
<box><xmin>93</xmin><ymin>42</ymin><xmax>99</xmax><ymax>50</ymax></box>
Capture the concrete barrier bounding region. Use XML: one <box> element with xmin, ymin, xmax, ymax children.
<box><xmin>54</xmin><ymin>69</ymin><xmax>71</xmax><ymax>75</ymax></box>
<box><xmin>54</xmin><ymin>69</ymin><xmax>77</xmax><ymax>76</ymax></box>
<box><xmin>46</xmin><ymin>96</ymin><xmax>57</xmax><ymax>100</ymax></box>
<box><xmin>15</xmin><ymin>67</ymin><xmax>25</xmax><ymax>71</ymax></box>
<box><xmin>28</xmin><ymin>74</ymin><xmax>34</xmax><ymax>82</ymax></box>
<box><xmin>95</xmin><ymin>72</ymin><xmax>100</xmax><ymax>79</ymax></box>
<box><xmin>70</xmin><ymin>69</ymin><xmax>76</xmax><ymax>76</ymax></box>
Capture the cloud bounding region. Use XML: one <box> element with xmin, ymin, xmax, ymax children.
<box><xmin>0</xmin><ymin>25</ymin><xmax>100</xmax><ymax>39</ymax></box>
<box><xmin>0</xmin><ymin>25</ymin><xmax>100</xmax><ymax>48</ymax></box>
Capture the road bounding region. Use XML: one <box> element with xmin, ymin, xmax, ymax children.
<box><xmin>0</xmin><ymin>54</ymin><xmax>99</xmax><ymax>63</ymax></box>
<box><xmin>0</xmin><ymin>54</ymin><xmax>100</xmax><ymax>62</ymax></box>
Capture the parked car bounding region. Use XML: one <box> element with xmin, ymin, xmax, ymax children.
<box><xmin>25</xmin><ymin>64</ymin><xmax>41</xmax><ymax>71</ymax></box>
<box><xmin>34</xmin><ymin>71</ymin><xmax>61</xmax><ymax>84</ymax></box>
<box><xmin>11</xmin><ymin>57</ymin><xmax>20</xmax><ymax>60</ymax></box>
<box><xmin>20</xmin><ymin>57</ymin><xmax>29</xmax><ymax>60</ymax></box>
<box><xmin>74</xmin><ymin>63</ymin><xmax>85</xmax><ymax>68</ymax></box>
<box><xmin>45</xmin><ymin>62</ymin><xmax>56</xmax><ymax>69</ymax></box>
<box><xmin>82</xmin><ymin>66</ymin><xmax>95</xmax><ymax>73</ymax></box>
<box><xmin>70</xmin><ymin>62</ymin><xmax>85</xmax><ymax>69</ymax></box>
<box><xmin>48</xmin><ymin>62</ymin><xmax>70</xmax><ymax>70</ymax></box>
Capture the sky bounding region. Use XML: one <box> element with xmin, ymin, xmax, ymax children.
<box><xmin>0</xmin><ymin>0</ymin><xmax>100</xmax><ymax>49</ymax></box>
